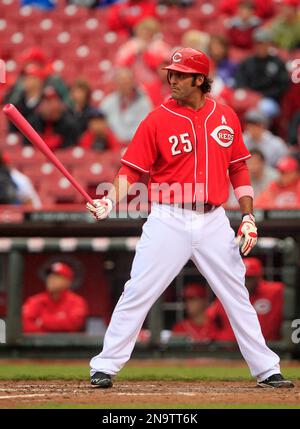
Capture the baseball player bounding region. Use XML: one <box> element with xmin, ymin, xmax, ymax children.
<box><xmin>87</xmin><ymin>48</ymin><xmax>294</xmax><ymax>389</ymax></box>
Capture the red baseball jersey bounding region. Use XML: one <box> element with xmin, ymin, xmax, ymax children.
<box><xmin>206</xmin><ymin>280</ymin><xmax>283</xmax><ymax>341</ymax></box>
<box><xmin>22</xmin><ymin>290</ymin><xmax>88</xmax><ymax>333</ymax></box>
<box><xmin>121</xmin><ymin>97</ymin><xmax>251</xmax><ymax>206</ymax></box>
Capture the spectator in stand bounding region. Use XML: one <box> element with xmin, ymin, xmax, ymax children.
<box><xmin>28</xmin><ymin>86</ymin><xmax>80</xmax><ymax>150</ymax></box>
<box><xmin>209</xmin><ymin>62</ymin><xmax>234</xmax><ymax>106</ymax></box>
<box><xmin>5</xmin><ymin>47</ymin><xmax>70</xmax><ymax>107</ymax></box>
<box><xmin>225</xmin><ymin>0</ymin><xmax>262</xmax><ymax>49</ymax></box>
<box><xmin>0</xmin><ymin>152</ymin><xmax>19</xmax><ymax>205</ymax></box>
<box><xmin>115</xmin><ymin>17</ymin><xmax>170</xmax><ymax>86</ymax></box>
<box><xmin>206</xmin><ymin>258</ymin><xmax>284</xmax><ymax>341</ymax></box>
<box><xmin>243</xmin><ymin>109</ymin><xmax>288</xmax><ymax>167</ymax></box>
<box><xmin>106</xmin><ymin>0</ymin><xmax>157</xmax><ymax>36</ymax></box>
<box><xmin>23</xmin><ymin>262</ymin><xmax>88</xmax><ymax>333</ymax></box>
<box><xmin>235</xmin><ymin>28</ymin><xmax>290</xmax><ymax>119</ymax></box>
<box><xmin>70</xmin><ymin>79</ymin><xmax>92</xmax><ymax>136</ymax></box>
<box><xmin>256</xmin><ymin>156</ymin><xmax>300</xmax><ymax>208</ymax></box>
<box><xmin>101</xmin><ymin>68</ymin><xmax>152</xmax><ymax>145</ymax></box>
<box><xmin>220</xmin><ymin>0</ymin><xmax>275</xmax><ymax>20</ymax></box>
<box><xmin>0</xmin><ymin>151</ymin><xmax>42</xmax><ymax>208</ymax></box>
<box><xmin>268</xmin><ymin>0</ymin><xmax>300</xmax><ymax>51</ymax></box>
<box><xmin>7</xmin><ymin>64</ymin><xmax>46</xmax><ymax>135</ymax></box>
<box><xmin>79</xmin><ymin>108</ymin><xmax>121</xmax><ymax>152</ymax></box>
<box><xmin>142</xmin><ymin>54</ymin><xmax>171</xmax><ymax>107</ymax></box>
<box><xmin>172</xmin><ymin>283</ymin><xmax>212</xmax><ymax>342</ymax></box>
<box><xmin>288</xmin><ymin>111</ymin><xmax>300</xmax><ymax>146</ymax></box>
<box><xmin>246</xmin><ymin>149</ymin><xmax>279</xmax><ymax>199</ymax></box>
<box><xmin>226</xmin><ymin>149</ymin><xmax>279</xmax><ymax>207</ymax></box>
<box><xmin>209</xmin><ymin>34</ymin><xmax>238</xmax><ymax>87</ymax></box>
<box><xmin>181</xmin><ymin>30</ymin><xmax>210</xmax><ymax>54</ymax></box>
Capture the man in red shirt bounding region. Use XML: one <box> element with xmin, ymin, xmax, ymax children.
<box><xmin>256</xmin><ymin>156</ymin><xmax>300</xmax><ymax>208</ymax></box>
<box><xmin>206</xmin><ymin>257</ymin><xmax>283</xmax><ymax>342</ymax></box>
<box><xmin>172</xmin><ymin>283</ymin><xmax>212</xmax><ymax>342</ymax></box>
<box><xmin>22</xmin><ymin>262</ymin><xmax>88</xmax><ymax>333</ymax></box>
<box><xmin>87</xmin><ymin>48</ymin><xmax>292</xmax><ymax>389</ymax></box>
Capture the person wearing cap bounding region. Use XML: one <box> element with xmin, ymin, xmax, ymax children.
<box><xmin>87</xmin><ymin>48</ymin><xmax>292</xmax><ymax>389</ymax></box>
<box><xmin>22</xmin><ymin>262</ymin><xmax>88</xmax><ymax>333</ymax></box>
<box><xmin>243</xmin><ymin>109</ymin><xmax>288</xmax><ymax>167</ymax></box>
<box><xmin>28</xmin><ymin>86</ymin><xmax>80</xmax><ymax>150</ymax></box>
<box><xmin>256</xmin><ymin>155</ymin><xmax>300</xmax><ymax>208</ymax></box>
<box><xmin>207</xmin><ymin>257</ymin><xmax>283</xmax><ymax>341</ymax></box>
<box><xmin>4</xmin><ymin>47</ymin><xmax>70</xmax><ymax>109</ymax></box>
<box><xmin>235</xmin><ymin>27</ymin><xmax>289</xmax><ymax>116</ymax></box>
<box><xmin>6</xmin><ymin>64</ymin><xmax>46</xmax><ymax>138</ymax></box>
<box><xmin>79</xmin><ymin>108</ymin><xmax>121</xmax><ymax>152</ymax></box>
<box><xmin>267</xmin><ymin>0</ymin><xmax>300</xmax><ymax>51</ymax></box>
<box><xmin>172</xmin><ymin>283</ymin><xmax>213</xmax><ymax>341</ymax></box>
<box><xmin>226</xmin><ymin>149</ymin><xmax>279</xmax><ymax>207</ymax></box>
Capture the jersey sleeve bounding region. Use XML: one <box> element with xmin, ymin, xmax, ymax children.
<box><xmin>230</xmin><ymin>110</ymin><xmax>251</xmax><ymax>164</ymax></box>
<box><xmin>121</xmin><ymin>116</ymin><xmax>158</xmax><ymax>173</ymax></box>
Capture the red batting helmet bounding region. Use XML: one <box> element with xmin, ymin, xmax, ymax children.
<box><xmin>47</xmin><ymin>262</ymin><xmax>74</xmax><ymax>281</ymax></box>
<box><xmin>162</xmin><ymin>48</ymin><xmax>210</xmax><ymax>76</ymax></box>
<box><xmin>243</xmin><ymin>258</ymin><xmax>263</xmax><ymax>277</ymax></box>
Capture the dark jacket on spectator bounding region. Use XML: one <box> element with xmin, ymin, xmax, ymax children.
<box><xmin>288</xmin><ymin>111</ymin><xmax>300</xmax><ymax>146</ymax></box>
<box><xmin>235</xmin><ymin>54</ymin><xmax>289</xmax><ymax>101</ymax></box>
<box><xmin>27</xmin><ymin>111</ymin><xmax>80</xmax><ymax>150</ymax></box>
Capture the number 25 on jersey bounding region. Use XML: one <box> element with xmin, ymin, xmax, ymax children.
<box><xmin>169</xmin><ymin>133</ymin><xmax>193</xmax><ymax>156</ymax></box>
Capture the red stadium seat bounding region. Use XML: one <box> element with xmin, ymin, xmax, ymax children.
<box><xmin>73</xmin><ymin>161</ymin><xmax>116</xmax><ymax>198</ymax></box>
<box><xmin>5</xmin><ymin>146</ymin><xmax>47</xmax><ymax>171</ymax></box>
<box><xmin>54</xmin><ymin>147</ymin><xmax>97</xmax><ymax>170</ymax></box>
<box><xmin>39</xmin><ymin>176</ymin><xmax>84</xmax><ymax>205</ymax></box>
<box><xmin>231</xmin><ymin>89</ymin><xmax>262</xmax><ymax>116</ymax></box>
<box><xmin>22</xmin><ymin>163</ymin><xmax>62</xmax><ymax>190</ymax></box>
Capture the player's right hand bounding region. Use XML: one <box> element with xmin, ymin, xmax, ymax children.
<box><xmin>86</xmin><ymin>197</ymin><xmax>113</xmax><ymax>220</ymax></box>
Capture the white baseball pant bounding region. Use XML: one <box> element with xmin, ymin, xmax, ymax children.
<box><xmin>90</xmin><ymin>203</ymin><xmax>280</xmax><ymax>380</ymax></box>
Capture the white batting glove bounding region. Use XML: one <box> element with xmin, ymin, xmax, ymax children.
<box><xmin>86</xmin><ymin>197</ymin><xmax>113</xmax><ymax>220</ymax></box>
<box><xmin>236</xmin><ymin>214</ymin><xmax>258</xmax><ymax>256</ymax></box>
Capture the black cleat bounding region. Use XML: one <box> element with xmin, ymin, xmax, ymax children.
<box><xmin>257</xmin><ymin>373</ymin><xmax>294</xmax><ymax>388</ymax></box>
<box><xmin>91</xmin><ymin>372</ymin><xmax>113</xmax><ymax>388</ymax></box>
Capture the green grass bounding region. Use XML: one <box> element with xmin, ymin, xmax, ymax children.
<box><xmin>0</xmin><ymin>363</ymin><xmax>299</xmax><ymax>382</ymax></box>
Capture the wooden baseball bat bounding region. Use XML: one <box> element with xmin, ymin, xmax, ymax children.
<box><xmin>3</xmin><ymin>104</ymin><xmax>94</xmax><ymax>205</ymax></box>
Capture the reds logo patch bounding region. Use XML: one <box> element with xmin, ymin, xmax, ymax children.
<box><xmin>172</xmin><ymin>52</ymin><xmax>182</xmax><ymax>63</ymax></box>
<box><xmin>254</xmin><ymin>299</ymin><xmax>271</xmax><ymax>315</ymax></box>
<box><xmin>210</xmin><ymin>125</ymin><xmax>234</xmax><ymax>147</ymax></box>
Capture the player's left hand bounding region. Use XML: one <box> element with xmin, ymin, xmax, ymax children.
<box><xmin>237</xmin><ymin>214</ymin><xmax>257</xmax><ymax>256</ymax></box>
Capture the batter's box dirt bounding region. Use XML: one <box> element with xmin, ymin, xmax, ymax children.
<box><xmin>0</xmin><ymin>381</ymin><xmax>299</xmax><ymax>408</ymax></box>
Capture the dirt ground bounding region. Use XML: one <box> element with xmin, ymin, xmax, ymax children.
<box><xmin>0</xmin><ymin>380</ymin><xmax>299</xmax><ymax>408</ymax></box>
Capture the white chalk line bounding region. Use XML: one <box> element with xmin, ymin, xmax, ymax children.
<box><xmin>0</xmin><ymin>393</ymin><xmax>59</xmax><ymax>400</ymax></box>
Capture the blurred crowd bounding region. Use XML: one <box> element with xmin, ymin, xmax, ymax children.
<box><xmin>1</xmin><ymin>0</ymin><xmax>300</xmax><ymax>208</ymax></box>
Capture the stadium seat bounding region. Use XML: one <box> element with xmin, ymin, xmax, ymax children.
<box><xmin>22</xmin><ymin>163</ymin><xmax>62</xmax><ymax>190</ymax></box>
<box><xmin>54</xmin><ymin>147</ymin><xmax>97</xmax><ymax>170</ymax></box>
<box><xmin>39</xmin><ymin>176</ymin><xmax>84</xmax><ymax>205</ymax></box>
<box><xmin>231</xmin><ymin>89</ymin><xmax>262</xmax><ymax>116</ymax></box>
<box><xmin>5</xmin><ymin>146</ymin><xmax>48</xmax><ymax>171</ymax></box>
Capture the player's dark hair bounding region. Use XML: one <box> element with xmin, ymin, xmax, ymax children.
<box><xmin>192</xmin><ymin>74</ymin><xmax>212</xmax><ymax>94</ymax></box>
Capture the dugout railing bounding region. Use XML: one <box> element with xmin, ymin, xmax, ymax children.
<box><xmin>0</xmin><ymin>208</ymin><xmax>299</xmax><ymax>358</ymax></box>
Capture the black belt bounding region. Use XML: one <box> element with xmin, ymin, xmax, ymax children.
<box><xmin>158</xmin><ymin>202</ymin><xmax>218</xmax><ymax>213</ymax></box>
